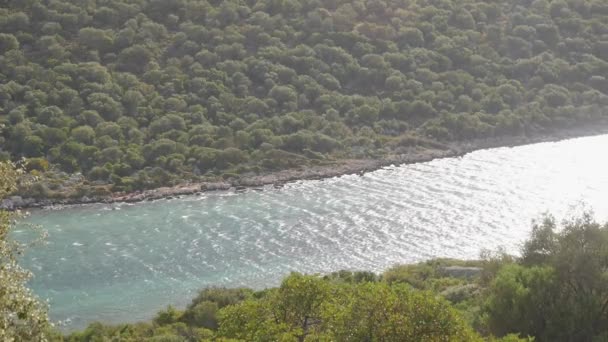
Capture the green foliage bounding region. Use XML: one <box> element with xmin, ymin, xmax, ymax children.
<box><xmin>154</xmin><ymin>306</ymin><xmax>181</xmax><ymax>326</ymax></box>
<box><xmin>322</xmin><ymin>282</ymin><xmax>481</xmax><ymax>341</ymax></box>
<box><xmin>1</xmin><ymin>0</ymin><xmax>607</xmax><ymax>192</ymax></box>
<box><xmin>485</xmin><ymin>264</ymin><xmax>557</xmax><ymax>339</ymax></box>
<box><xmin>383</xmin><ymin>263</ymin><xmax>438</xmax><ymax>289</ymax></box>
<box><xmin>487</xmin><ymin>214</ymin><xmax>608</xmax><ymax>341</ymax></box>
<box><xmin>217</xmin><ymin>273</ymin><xmax>480</xmax><ymax>341</ymax></box>
<box><xmin>181</xmin><ymin>287</ymin><xmax>253</xmax><ymax>329</ymax></box>
<box><xmin>485</xmin><ymin>213</ymin><xmax>608</xmax><ymax>341</ymax></box>
<box><xmin>0</xmin><ymin>162</ymin><xmax>50</xmax><ymax>341</ymax></box>
<box><xmin>65</xmin><ymin>270</ymin><xmax>483</xmax><ymax>341</ymax></box>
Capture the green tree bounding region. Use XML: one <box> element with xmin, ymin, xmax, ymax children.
<box><xmin>0</xmin><ymin>162</ymin><xmax>50</xmax><ymax>341</ymax></box>
<box><xmin>116</xmin><ymin>44</ymin><xmax>152</xmax><ymax>74</ymax></box>
<box><xmin>0</xmin><ymin>33</ymin><xmax>19</xmax><ymax>53</ymax></box>
<box><xmin>71</xmin><ymin>126</ymin><xmax>96</xmax><ymax>145</ymax></box>
<box><xmin>324</xmin><ymin>282</ymin><xmax>481</xmax><ymax>341</ymax></box>
<box><xmin>486</xmin><ymin>213</ymin><xmax>608</xmax><ymax>341</ymax></box>
<box><xmin>87</xmin><ymin>93</ymin><xmax>123</xmax><ymax>121</ymax></box>
<box><xmin>218</xmin><ymin>273</ymin><xmax>329</xmax><ymax>341</ymax></box>
<box><xmin>78</xmin><ymin>27</ymin><xmax>114</xmax><ymax>52</ymax></box>
<box><xmin>485</xmin><ymin>264</ymin><xmax>557</xmax><ymax>339</ymax></box>
<box><xmin>0</xmin><ymin>0</ymin><xmax>606</xmax><ymax>192</ymax></box>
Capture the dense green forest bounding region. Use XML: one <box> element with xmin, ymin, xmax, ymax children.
<box><xmin>46</xmin><ymin>213</ymin><xmax>608</xmax><ymax>341</ymax></box>
<box><xmin>1</xmin><ymin>0</ymin><xmax>608</xmax><ymax>194</ymax></box>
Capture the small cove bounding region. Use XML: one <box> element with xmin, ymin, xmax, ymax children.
<box><xmin>20</xmin><ymin>134</ymin><xmax>608</xmax><ymax>331</ymax></box>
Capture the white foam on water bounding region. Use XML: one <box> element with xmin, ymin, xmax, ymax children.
<box><xmin>20</xmin><ymin>134</ymin><xmax>608</xmax><ymax>332</ymax></box>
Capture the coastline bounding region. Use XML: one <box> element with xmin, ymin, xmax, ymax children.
<box><xmin>5</xmin><ymin>122</ymin><xmax>608</xmax><ymax>210</ymax></box>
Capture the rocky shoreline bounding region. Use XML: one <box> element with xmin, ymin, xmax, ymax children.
<box><xmin>3</xmin><ymin>123</ymin><xmax>608</xmax><ymax>210</ymax></box>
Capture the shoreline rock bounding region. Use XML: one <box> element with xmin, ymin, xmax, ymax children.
<box><xmin>5</xmin><ymin>123</ymin><xmax>608</xmax><ymax>210</ymax></box>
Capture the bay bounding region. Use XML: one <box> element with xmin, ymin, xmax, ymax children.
<box><xmin>19</xmin><ymin>134</ymin><xmax>608</xmax><ymax>331</ymax></box>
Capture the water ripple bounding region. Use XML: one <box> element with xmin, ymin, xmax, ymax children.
<box><xmin>17</xmin><ymin>134</ymin><xmax>608</xmax><ymax>331</ymax></box>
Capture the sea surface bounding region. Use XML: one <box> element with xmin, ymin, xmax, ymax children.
<box><xmin>18</xmin><ymin>134</ymin><xmax>608</xmax><ymax>331</ymax></box>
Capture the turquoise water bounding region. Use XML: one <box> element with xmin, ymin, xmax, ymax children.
<box><xmin>19</xmin><ymin>135</ymin><xmax>608</xmax><ymax>331</ymax></box>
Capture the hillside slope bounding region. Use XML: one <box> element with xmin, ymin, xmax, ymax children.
<box><xmin>1</xmin><ymin>0</ymin><xmax>608</xmax><ymax>193</ymax></box>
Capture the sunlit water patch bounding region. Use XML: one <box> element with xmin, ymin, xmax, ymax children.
<box><xmin>19</xmin><ymin>134</ymin><xmax>608</xmax><ymax>330</ymax></box>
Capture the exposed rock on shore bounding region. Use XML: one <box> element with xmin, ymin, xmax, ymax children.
<box><xmin>4</xmin><ymin>124</ymin><xmax>608</xmax><ymax>210</ymax></box>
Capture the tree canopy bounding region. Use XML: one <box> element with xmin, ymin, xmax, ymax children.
<box><xmin>1</xmin><ymin>0</ymin><xmax>607</xmax><ymax>193</ymax></box>
<box><xmin>0</xmin><ymin>162</ymin><xmax>50</xmax><ymax>341</ymax></box>
<box><xmin>485</xmin><ymin>213</ymin><xmax>608</xmax><ymax>341</ymax></box>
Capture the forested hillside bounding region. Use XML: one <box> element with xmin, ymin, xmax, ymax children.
<box><xmin>1</xmin><ymin>0</ymin><xmax>608</xmax><ymax>192</ymax></box>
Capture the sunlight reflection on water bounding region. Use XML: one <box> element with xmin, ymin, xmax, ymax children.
<box><xmin>22</xmin><ymin>134</ymin><xmax>608</xmax><ymax>330</ymax></box>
